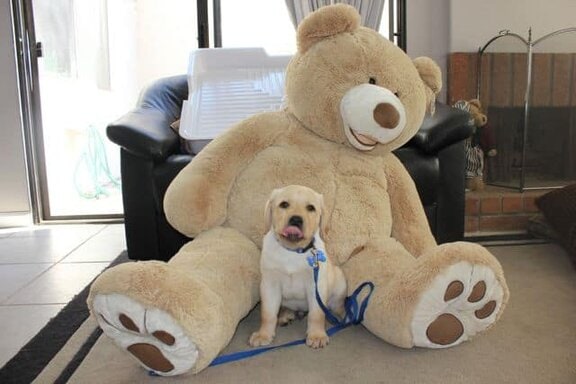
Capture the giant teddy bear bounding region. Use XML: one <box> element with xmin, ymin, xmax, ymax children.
<box><xmin>88</xmin><ymin>4</ymin><xmax>509</xmax><ymax>376</ymax></box>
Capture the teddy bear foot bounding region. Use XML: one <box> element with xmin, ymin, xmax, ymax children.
<box><xmin>92</xmin><ymin>293</ymin><xmax>198</xmax><ymax>376</ymax></box>
<box><xmin>411</xmin><ymin>261</ymin><xmax>505</xmax><ymax>348</ymax></box>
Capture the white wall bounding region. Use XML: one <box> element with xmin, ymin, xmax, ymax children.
<box><xmin>406</xmin><ymin>0</ymin><xmax>576</xmax><ymax>103</ymax></box>
<box><xmin>450</xmin><ymin>0</ymin><xmax>576</xmax><ymax>52</ymax></box>
<box><xmin>406</xmin><ymin>0</ymin><xmax>450</xmax><ymax>103</ymax></box>
<box><xmin>0</xmin><ymin>1</ymin><xmax>31</xmax><ymax>225</ymax></box>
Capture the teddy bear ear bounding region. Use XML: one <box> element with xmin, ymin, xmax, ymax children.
<box><xmin>469</xmin><ymin>99</ymin><xmax>482</xmax><ymax>109</ymax></box>
<box><xmin>297</xmin><ymin>4</ymin><xmax>361</xmax><ymax>54</ymax></box>
<box><xmin>413</xmin><ymin>57</ymin><xmax>442</xmax><ymax>115</ymax></box>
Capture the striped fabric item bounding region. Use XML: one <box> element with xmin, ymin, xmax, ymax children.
<box><xmin>453</xmin><ymin>100</ymin><xmax>484</xmax><ymax>178</ymax></box>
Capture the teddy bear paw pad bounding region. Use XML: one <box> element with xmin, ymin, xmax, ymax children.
<box><xmin>410</xmin><ymin>261</ymin><xmax>504</xmax><ymax>348</ymax></box>
<box><xmin>92</xmin><ymin>293</ymin><xmax>198</xmax><ymax>376</ymax></box>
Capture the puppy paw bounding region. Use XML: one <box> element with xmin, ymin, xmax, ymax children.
<box><xmin>278</xmin><ymin>308</ymin><xmax>296</xmax><ymax>326</ymax></box>
<box><xmin>306</xmin><ymin>331</ymin><xmax>329</xmax><ymax>349</ymax></box>
<box><xmin>249</xmin><ymin>331</ymin><xmax>274</xmax><ymax>347</ymax></box>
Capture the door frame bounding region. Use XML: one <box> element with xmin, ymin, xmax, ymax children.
<box><xmin>11</xmin><ymin>0</ymin><xmax>122</xmax><ymax>223</ymax></box>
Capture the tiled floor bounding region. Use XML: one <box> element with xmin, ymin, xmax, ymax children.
<box><xmin>0</xmin><ymin>223</ymin><xmax>126</xmax><ymax>368</ymax></box>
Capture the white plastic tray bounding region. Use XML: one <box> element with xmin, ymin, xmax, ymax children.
<box><xmin>179</xmin><ymin>48</ymin><xmax>292</xmax><ymax>153</ymax></box>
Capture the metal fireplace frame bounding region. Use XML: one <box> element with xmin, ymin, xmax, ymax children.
<box><xmin>477</xmin><ymin>27</ymin><xmax>576</xmax><ymax>192</ymax></box>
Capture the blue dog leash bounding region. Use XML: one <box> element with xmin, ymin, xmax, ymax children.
<box><xmin>209</xmin><ymin>246</ymin><xmax>374</xmax><ymax>367</ymax></box>
<box><xmin>149</xmin><ymin>246</ymin><xmax>374</xmax><ymax>375</ymax></box>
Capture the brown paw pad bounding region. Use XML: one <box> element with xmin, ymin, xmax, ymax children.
<box><xmin>444</xmin><ymin>281</ymin><xmax>464</xmax><ymax>301</ymax></box>
<box><xmin>153</xmin><ymin>330</ymin><xmax>176</xmax><ymax>346</ymax></box>
<box><xmin>468</xmin><ymin>281</ymin><xmax>487</xmax><ymax>303</ymax></box>
<box><xmin>128</xmin><ymin>343</ymin><xmax>174</xmax><ymax>373</ymax></box>
<box><xmin>119</xmin><ymin>314</ymin><xmax>140</xmax><ymax>333</ymax></box>
<box><xmin>475</xmin><ymin>300</ymin><xmax>497</xmax><ymax>319</ymax></box>
<box><xmin>426</xmin><ymin>313</ymin><xmax>464</xmax><ymax>345</ymax></box>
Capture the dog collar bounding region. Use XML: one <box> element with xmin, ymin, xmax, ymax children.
<box><xmin>280</xmin><ymin>237</ymin><xmax>326</xmax><ymax>267</ymax></box>
<box><xmin>280</xmin><ymin>237</ymin><xmax>315</xmax><ymax>254</ymax></box>
<box><xmin>295</xmin><ymin>238</ymin><xmax>316</xmax><ymax>254</ymax></box>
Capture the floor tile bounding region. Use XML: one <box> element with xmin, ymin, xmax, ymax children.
<box><xmin>8</xmin><ymin>224</ymin><xmax>105</xmax><ymax>239</ymax></box>
<box><xmin>4</xmin><ymin>263</ymin><xmax>109</xmax><ymax>305</ymax></box>
<box><xmin>0</xmin><ymin>231</ymin><xmax>14</xmax><ymax>239</ymax></box>
<box><xmin>0</xmin><ymin>263</ymin><xmax>53</xmax><ymax>303</ymax></box>
<box><xmin>0</xmin><ymin>223</ymin><xmax>125</xmax><ymax>369</ymax></box>
<box><xmin>0</xmin><ymin>236</ymin><xmax>83</xmax><ymax>264</ymax></box>
<box><xmin>0</xmin><ymin>304</ymin><xmax>64</xmax><ymax>367</ymax></box>
<box><xmin>61</xmin><ymin>225</ymin><xmax>126</xmax><ymax>263</ymax></box>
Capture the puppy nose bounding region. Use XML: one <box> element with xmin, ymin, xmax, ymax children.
<box><xmin>373</xmin><ymin>102</ymin><xmax>400</xmax><ymax>129</ymax></box>
<box><xmin>288</xmin><ymin>216</ymin><xmax>303</xmax><ymax>228</ymax></box>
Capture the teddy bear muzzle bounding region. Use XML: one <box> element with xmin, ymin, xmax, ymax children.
<box><xmin>340</xmin><ymin>84</ymin><xmax>406</xmax><ymax>151</ymax></box>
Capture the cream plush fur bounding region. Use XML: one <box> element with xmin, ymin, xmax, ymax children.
<box><xmin>88</xmin><ymin>4</ymin><xmax>509</xmax><ymax>376</ymax></box>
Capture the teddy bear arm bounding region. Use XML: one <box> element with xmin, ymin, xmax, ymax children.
<box><xmin>164</xmin><ymin>113</ymin><xmax>285</xmax><ymax>237</ymax></box>
<box><xmin>385</xmin><ymin>155</ymin><xmax>437</xmax><ymax>256</ymax></box>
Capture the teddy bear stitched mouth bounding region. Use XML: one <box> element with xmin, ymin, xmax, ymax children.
<box><xmin>281</xmin><ymin>225</ymin><xmax>304</xmax><ymax>242</ymax></box>
<box><xmin>349</xmin><ymin>127</ymin><xmax>378</xmax><ymax>147</ymax></box>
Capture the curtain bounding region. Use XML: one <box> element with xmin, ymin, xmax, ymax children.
<box><xmin>284</xmin><ymin>0</ymin><xmax>385</xmax><ymax>30</ymax></box>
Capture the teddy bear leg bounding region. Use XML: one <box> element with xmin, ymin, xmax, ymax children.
<box><xmin>342</xmin><ymin>240</ymin><xmax>508</xmax><ymax>349</ymax></box>
<box><xmin>88</xmin><ymin>227</ymin><xmax>261</xmax><ymax>376</ymax></box>
<box><xmin>408</xmin><ymin>243</ymin><xmax>508</xmax><ymax>349</ymax></box>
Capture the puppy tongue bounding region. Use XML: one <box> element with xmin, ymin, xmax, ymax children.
<box><xmin>282</xmin><ymin>226</ymin><xmax>303</xmax><ymax>240</ymax></box>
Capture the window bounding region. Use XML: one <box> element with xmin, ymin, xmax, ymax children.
<box><xmin>198</xmin><ymin>0</ymin><xmax>407</xmax><ymax>53</ymax></box>
<box><xmin>219</xmin><ymin>0</ymin><xmax>296</xmax><ymax>54</ymax></box>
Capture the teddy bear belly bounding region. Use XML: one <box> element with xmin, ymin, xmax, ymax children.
<box><xmin>227</xmin><ymin>147</ymin><xmax>392</xmax><ymax>262</ymax></box>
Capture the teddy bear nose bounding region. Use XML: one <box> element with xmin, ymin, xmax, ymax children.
<box><xmin>373</xmin><ymin>102</ymin><xmax>400</xmax><ymax>129</ymax></box>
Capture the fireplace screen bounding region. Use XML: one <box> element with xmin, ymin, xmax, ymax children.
<box><xmin>477</xmin><ymin>28</ymin><xmax>576</xmax><ymax>191</ymax></box>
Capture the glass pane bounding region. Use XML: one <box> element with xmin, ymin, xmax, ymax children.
<box><xmin>526</xmin><ymin>29</ymin><xmax>576</xmax><ymax>189</ymax></box>
<box><xmin>478</xmin><ymin>34</ymin><xmax>529</xmax><ymax>190</ymax></box>
<box><xmin>32</xmin><ymin>0</ymin><xmax>196</xmax><ymax>218</ymax></box>
<box><xmin>220</xmin><ymin>1</ymin><xmax>395</xmax><ymax>55</ymax></box>
<box><xmin>220</xmin><ymin>0</ymin><xmax>296</xmax><ymax>55</ymax></box>
<box><xmin>33</xmin><ymin>0</ymin><xmax>124</xmax><ymax>217</ymax></box>
<box><xmin>378</xmin><ymin>0</ymin><xmax>392</xmax><ymax>42</ymax></box>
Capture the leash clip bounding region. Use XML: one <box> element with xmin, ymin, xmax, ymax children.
<box><xmin>307</xmin><ymin>248</ymin><xmax>326</xmax><ymax>268</ymax></box>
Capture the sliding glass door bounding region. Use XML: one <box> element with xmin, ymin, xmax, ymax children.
<box><xmin>13</xmin><ymin>0</ymin><xmax>197</xmax><ymax>221</ymax></box>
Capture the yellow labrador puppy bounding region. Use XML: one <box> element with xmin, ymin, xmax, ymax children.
<box><xmin>249</xmin><ymin>185</ymin><xmax>347</xmax><ymax>349</ymax></box>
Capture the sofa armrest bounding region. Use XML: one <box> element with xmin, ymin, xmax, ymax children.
<box><xmin>107</xmin><ymin>108</ymin><xmax>181</xmax><ymax>161</ymax></box>
<box><xmin>407</xmin><ymin>103</ymin><xmax>473</xmax><ymax>155</ymax></box>
<box><xmin>107</xmin><ymin>75</ymin><xmax>188</xmax><ymax>161</ymax></box>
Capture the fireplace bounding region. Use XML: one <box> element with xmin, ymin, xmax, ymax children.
<box><xmin>449</xmin><ymin>27</ymin><xmax>576</xmax><ymax>192</ymax></box>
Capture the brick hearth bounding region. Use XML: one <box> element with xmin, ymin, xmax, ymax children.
<box><xmin>464</xmin><ymin>186</ymin><xmax>548</xmax><ymax>237</ymax></box>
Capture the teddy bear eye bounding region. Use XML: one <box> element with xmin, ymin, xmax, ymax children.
<box><xmin>394</xmin><ymin>92</ymin><xmax>400</xmax><ymax>98</ymax></box>
<box><xmin>279</xmin><ymin>201</ymin><xmax>289</xmax><ymax>209</ymax></box>
<box><xmin>368</xmin><ymin>77</ymin><xmax>377</xmax><ymax>85</ymax></box>
<box><xmin>306</xmin><ymin>204</ymin><xmax>316</xmax><ymax>212</ymax></box>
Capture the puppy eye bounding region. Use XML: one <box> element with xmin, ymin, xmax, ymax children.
<box><xmin>368</xmin><ymin>77</ymin><xmax>377</xmax><ymax>85</ymax></box>
<box><xmin>394</xmin><ymin>92</ymin><xmax>400</xmax><ymax>98</ymax></box>
<box><xmin>279</xmin><ymin>201</ymin><xmax>289</xmax><ymax>209</ymax></box>
<box><xmin>306</xmin><ymin>205</ymin><xmax>316</xmax><ymax>212</ymax></box>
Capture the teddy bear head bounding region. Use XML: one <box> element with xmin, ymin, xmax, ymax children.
<box><xmin>467</xmin><ymin>99</ymin><xmax>488</xmax><ymax>127</ymax></box>
<box><xmin>284</xmin><ymin>4</ymin><xmax>441</xmax><ymax>155</ymax></box>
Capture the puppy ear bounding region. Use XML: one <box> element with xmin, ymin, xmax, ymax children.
<box><xmin>264</xmin><ymin>198</ymin><xmax>272</xmax><ymax>231</ymax></box>
<box><xmin>264</xmin><ymin>189</ymin><xmax>279</xmax><ymax>230</ymax></box>
<box><xmin>318</xmin><ymin>194</ymin><xmax>328</xmax><ymax>240</ymax></box>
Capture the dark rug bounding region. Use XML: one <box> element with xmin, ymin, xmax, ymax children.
<box><xmin>0</xmin><ymin>251</ymin><xmax>129</xmax><ymax>384</ymax></box>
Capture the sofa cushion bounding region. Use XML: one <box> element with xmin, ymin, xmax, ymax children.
<box><xmin>536</xmin><ymin>183</ymin><xmax>576</xmax><ymax>267</ymax></box>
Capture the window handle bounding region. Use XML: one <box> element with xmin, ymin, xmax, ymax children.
<box><xmin>35</xmin><ymin>41</ymin><xmax>43</xmax><ymax>57</ymax></box>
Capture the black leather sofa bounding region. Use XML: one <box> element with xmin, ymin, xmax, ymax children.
<box><xmin>107</xmin><ymin>75</ymin><xmax>473</xmax><ymax>261</ymax></box>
